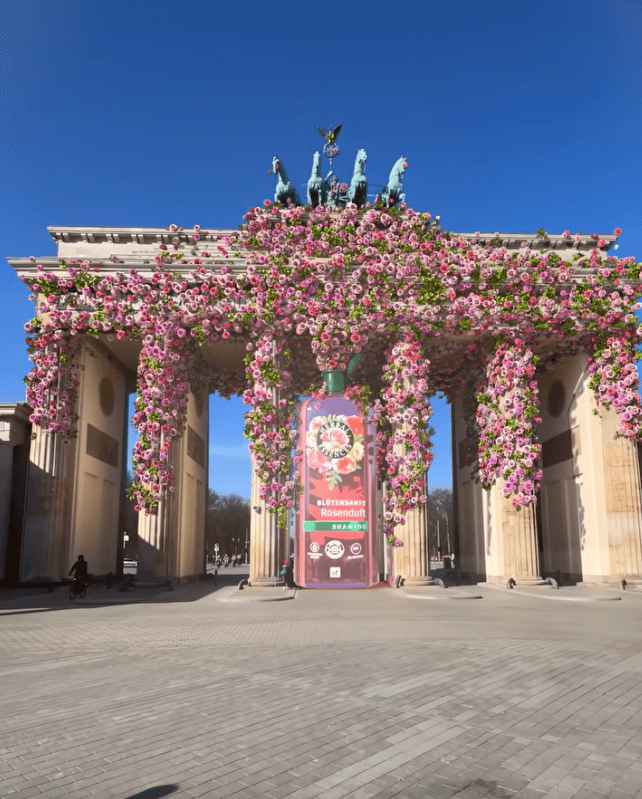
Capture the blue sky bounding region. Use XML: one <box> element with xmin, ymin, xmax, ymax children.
<box><xmin>1</xmin><ymin>0</ymin><xmax>641</xmax><ymax>498</ymax></box>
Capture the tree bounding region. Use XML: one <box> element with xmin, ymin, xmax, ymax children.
<box><xmin>426</xmin><ymin>488</ymin><xmax>453</xmax><ymax>560</ymax></box>
<box><xmin>122</xmin><ymin>472</ymin><xmax>139</xmax><ymax>559</ymax></box>
<box><xmin>206</xmin><ymin>490</ymin><xmax>250</xmax><ymax>561</ymax></box>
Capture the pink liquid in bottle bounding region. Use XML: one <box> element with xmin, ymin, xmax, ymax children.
<box><xmin>295</xmin><ymin>384</ymin><xmax>378</xmax><ymax>589</ymax></box>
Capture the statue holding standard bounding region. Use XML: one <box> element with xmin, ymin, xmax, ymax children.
<box><xmin>323</xmin><ymin>171</ymin><xmax>347</xmax><ymax>210</ymax></box>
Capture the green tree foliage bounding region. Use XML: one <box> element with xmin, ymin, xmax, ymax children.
<box><xmin>122</xmin><ymin>472</ymin><xmax>139</xmax><ymax>559</ymax></box>
<box><xmin>206</xmin><ymin>490</ymin><xmax>250</xmax><ymax>560</ymax></box>
<box><xmin>427</xmin><ymin>488</ymin><xmax>453</xmax><ymax>559</ymax></box>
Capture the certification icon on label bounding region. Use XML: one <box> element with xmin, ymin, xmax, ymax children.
<box><xmin>330</xmin><ymin>567</ymin><xmax>341</xmax><ymax>578</ymax></box>
<box><xmin>325</xmin><ymin>540</ymin><xmax>345</xmax><ymax>560</ymax></box>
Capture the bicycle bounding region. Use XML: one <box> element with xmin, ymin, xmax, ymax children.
<box><xmin>69</xmin><ymin>576</ymin><xmax>87</xmax><ymax>600</ymax></box>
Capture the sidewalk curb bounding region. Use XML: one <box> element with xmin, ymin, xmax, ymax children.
<box><xmin>391</xmin><ymin>587</ymin><xmax>483</xmax><ymax>601</ymax></box>
<box><xmin>479</xmin><ymin>581</ymin><xmax>623</xmax><ymax>601</ymax></box>
<box><xmin>216</xmin><ymin>586</ymin><xmax>297</xmax><ymax>603</ymax></box>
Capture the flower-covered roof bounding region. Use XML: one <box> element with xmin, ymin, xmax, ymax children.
<box><xmin>8</xmin><ymin>204</ymin><xmax>641</xmax><ymax>528</ymax></box>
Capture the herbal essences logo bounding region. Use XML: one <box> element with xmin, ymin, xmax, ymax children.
<box><xmin>316</xmin><ymin>420</ymin><xmax>354</xmax><ymax>459</ymax></box>
<box><xmin>307</xmin><ymin>414</ymin><xmax>365</xmax><ymax>490</ymax></box>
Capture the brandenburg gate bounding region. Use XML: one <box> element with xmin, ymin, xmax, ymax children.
<box><xmin>6</xmin><ymin>131</ymin><xmax>642</xmax><ymax>589</ymax></box>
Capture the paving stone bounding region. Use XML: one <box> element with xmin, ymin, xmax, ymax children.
<box><xmin>3</xmin><ymin>586</ymin><xmax>642</xmax><ymax>799</ymax></box>
<box><xmin>605</xmin><ymin>788</ymin><xmax>637</xmax><ymax>799</ymax></box>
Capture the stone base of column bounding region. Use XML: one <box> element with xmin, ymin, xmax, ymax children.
<box><xmin>248</xmin><ymin>576</ymin><xmax>285</xmax><ymax>588</ymax></box>
<box><xmin>512</xmin><ymin>575</ymin><xmax>547</xmax><ymax>587</ymax></box>
<box><xmin>403</xmin><ymin>576</ymin><xmax>437</xmax><ymax>587</ymax></box>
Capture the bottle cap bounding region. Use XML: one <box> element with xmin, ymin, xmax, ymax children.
<box><xmin>323</xmin><ymin>370</ymin><xmax>345</xmax><ymax>393</ymax></box>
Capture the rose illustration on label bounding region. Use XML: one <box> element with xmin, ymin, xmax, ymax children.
<box><xmin>307</xmin><ymin>415</ymin><xmax>365</xmax><ymax>490</ymax></box>
<box><xmin>317</xmin><ymin>420</ymin><xmax>354</xmax><ymax>458</ymax></box>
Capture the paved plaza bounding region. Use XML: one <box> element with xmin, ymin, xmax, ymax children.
<box><xmin>2</xmin><ymin>571</ymin><xmax>642</xmax><ymax>799</ymax></box>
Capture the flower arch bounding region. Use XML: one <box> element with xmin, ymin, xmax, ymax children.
<box><xmin>23</xmin><ymin>204</ymin><xmax>642</xmax><ymax>535</ymax></box>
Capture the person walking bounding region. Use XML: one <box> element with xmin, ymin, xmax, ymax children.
<box><xmin>69</xmin><ymin>555</ymin><xmax>88</xmax><ymax>593</ymax></box>
<box><xmin>281</xmin><ymin>558</ymin><xmax>295</xmax><ymax>591</ymax></box>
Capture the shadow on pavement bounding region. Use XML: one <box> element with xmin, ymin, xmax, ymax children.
<box><xmin>124</xmin><ymin>786</ymin><xmax>179</xmax><ymax>799</ymax></box>
<box><xmin>0</xmin><ymin>569</ymin><xmax>250</xmax><ymax>614</ymax></box>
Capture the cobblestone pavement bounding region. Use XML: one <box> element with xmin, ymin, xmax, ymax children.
<box><xmin>2</xmin><ymin>582</ymin><xmax>642</xmax><ymax>799</ymax></box>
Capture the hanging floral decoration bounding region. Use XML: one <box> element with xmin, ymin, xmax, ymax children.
<box><xmin>23</xmin><ymin>325</ymin><xmax>82</xmax><ymax>436</ymax></box>
<box><xmin>475</xmin><ymin>339</ymin><xmax>542</xmax><ymax>506</ymax></box>
<box><xmin>243</xmin><ymin>332</ymin><xmax>297</xmax><ymax>527</ymax></box>
<box><xmin>588</xmin><ymin>334</ymin><xmax>642</xmax><ymax>436</ymax></box>
<box><xmin>374</xmin><ymin>335</ymin><xmax>433</xmax><ymax>541</ymax></box>
<box><xmin>21</xmin><ymin>205</ymin><xmax>642</xmax><ymax>535</ymax></box>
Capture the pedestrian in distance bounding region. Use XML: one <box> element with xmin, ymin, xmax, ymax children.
<box><xmin>281</xmin><ymin>558</ymin><xmax>295</xmax><ymax>590</ymax></box>
<box><xmin>69</xmin><ymin>554</ymin><xmax>88</xmax><ymax>597</ymax></box>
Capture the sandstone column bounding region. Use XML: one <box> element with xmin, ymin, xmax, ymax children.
<box><xmin>503</xmin><ymin>500</ymin><xmax>546</xmax><ymax>586</ymax></box>
<box><xmin>138</xmin><ymin>427</ymin><xmax>177</xmax><ymax>579</ymax></box>
<box><xmin>20</xmin><ymin>425</ymin><xmax>68</xmax><ymax>580</ymax></box>
<box><xmin>138</xmin><ymin>492</ymin><xmax>173</xmax><ymax>578</ymax></box>
<box><xmin>248</xmin><ymin>459</ymin><xmax>285</xmax><ymax>587</ymax></box>
<box><xmin>393</xmin><ymin>501</ymin><xmax>435</xmax><ymax>586</ymax></box>
<box><xmin>387</xmin><ymin>358</ymin><xmax>435</xmax><ymax>587</ymax></box>
<box><xmin>602</xmin><ymin>410</ymin><xmax>642</xmax><ymax>583</ymax></box>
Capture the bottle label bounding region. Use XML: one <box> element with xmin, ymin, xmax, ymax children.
<box><xmin>298</xmin><ymin>395</ymin><xmax>375</xmax><ymax>586</ymax></box>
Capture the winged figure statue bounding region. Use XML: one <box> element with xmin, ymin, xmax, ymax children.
<box><xmin>317</xmin><ymin>124</ymin><xmax>342</xmax><ymax>145</ymax></box>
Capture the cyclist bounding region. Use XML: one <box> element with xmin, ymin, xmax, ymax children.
<box><xmin>69</xmin><ymin>555</ymin><xmax>88</xmax><ymax>595</ymax></box>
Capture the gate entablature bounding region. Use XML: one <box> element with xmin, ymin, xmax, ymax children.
<box><xmin>9</xmin><ymin>225</ymin><xmax>620</xmax><ymax>301</ymax></box>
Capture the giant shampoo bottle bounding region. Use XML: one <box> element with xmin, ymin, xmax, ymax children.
<box><xmin>294</xmin><ymin>367</ymin><xmax>378</xmax><ymax>588</ymax></box>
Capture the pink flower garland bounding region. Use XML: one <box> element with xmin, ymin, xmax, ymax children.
<box><xmin>243</xmin><ymin>333</ymin><xmax>296</xmax><ymax>527</ymax></box>
<box><xmin>376</xmin><ymin>336</ymin><xmax>432</xmax><ymax>540</ymax></box>
<box><xmin>130</xmin><ymin>333</ymin><xmax>199</xmax><ymax>511</ymax></box>
<box><xmin>25</xmin><ymin>329</ymin><xmax>81</xmax><ymax>435</ymax></box>
<box><xmin>476</xmin><ymin>340</ymin><xmax>542</xmax><ymax>506</ymax></box>
<box><xmin>588</xmin><ymin>334</ymin><xmax>642</xmax><ymax>438</ymax></box>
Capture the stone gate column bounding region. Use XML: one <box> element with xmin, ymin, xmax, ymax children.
<box><xmin>138</xmin><ymin>387</ymin><xmax>207</xmax><ymax>584</ymax></box>
<box><xmin>70</xmin><ymin>340</ymin><xmax>126</xmax><ymax>577</ymax></box>
<box><xmin>138</xmin><ymin>494</ymin><xmax>173</xmax><ymax>578</ymax></box>
<box><xmin>393</xmin><ymin>501</ymin><xmax>434</xmax><ymax>586</ymax></box>
<box><xmin>391</xmin><ymin>403</ymin><xmax>434</xmax><ymax>587</ymax></box>
<box><xmin>248</xmin><ymin>457</ymin><xmax>285</xmax><ymax>587</ymax></box>
<box><xmin>602</xmin><ymin>409</ymin><xmax>642</xmax><ymax>583</ymax></box>
<box><xmin>384</xmin><ymin>345</ymin><xmax>435</xmax><ymax>587</ymax></box>
<box><xmin>168</xmin><ymin>389</ymin><xmax>207</xmax><ymax>582</ymax></box>
<box><xmin>245</xmin><ymin>332</ymin><xmax>288</xmax><ymax>588</ymax></box>
<box><xmin>484</xmin><ymin>483</ymin><xmax>545</xmax><ymax>586</ymax></box>
<box><xmin>20</xmin><ymin>425</ymin><xmax>70</xmax><ymax>581</ymax></box>
<box><xmin>503</xmin><ymin>500</ymin><xmax>546</xmax><ymax>586</ymax></box>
